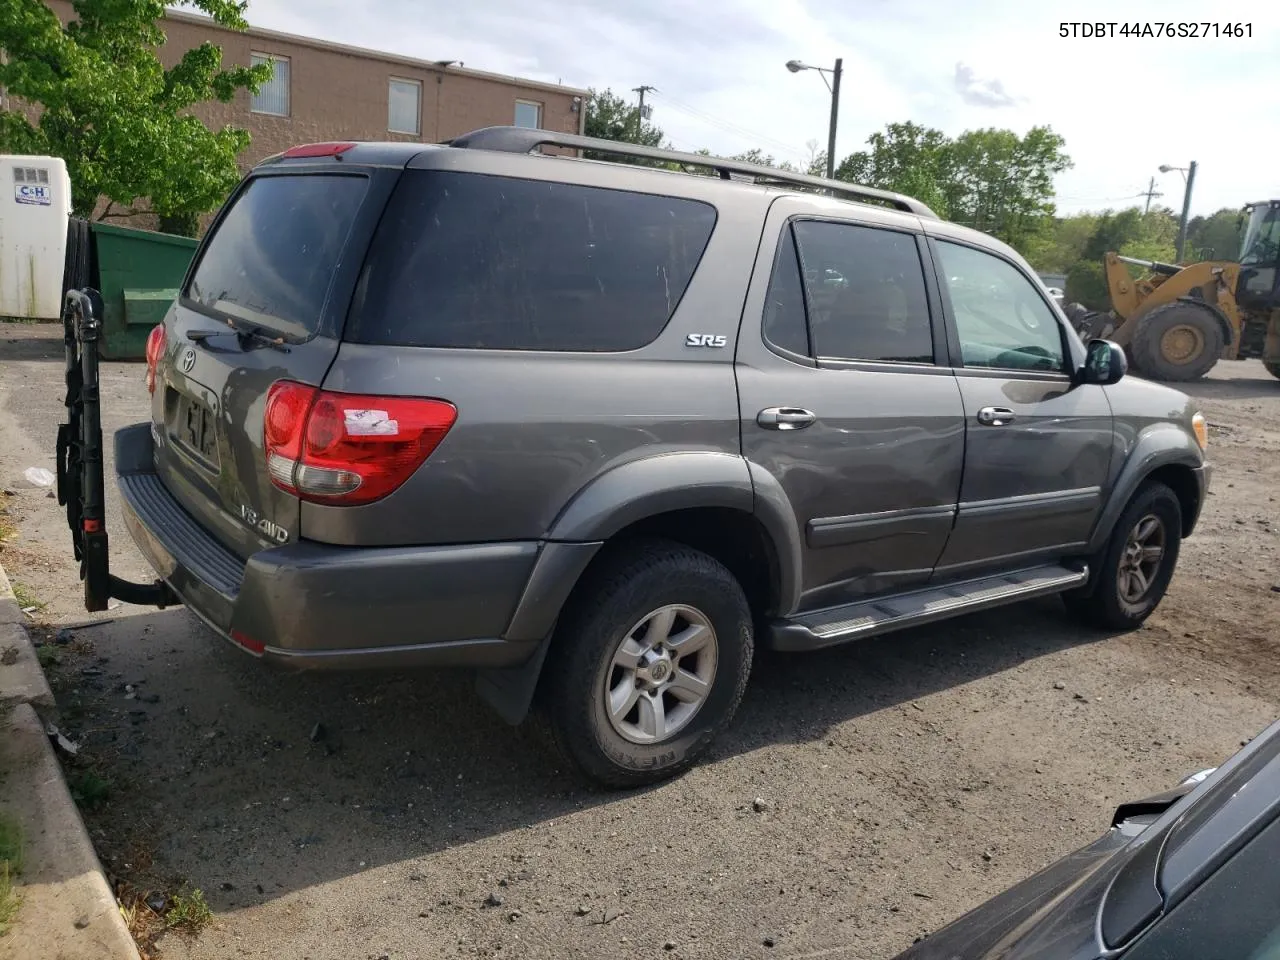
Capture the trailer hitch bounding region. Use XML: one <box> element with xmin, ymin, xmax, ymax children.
<box><xmin>57</xmin><ymin>288</ymin><xmax>179</xmax><ymax>613</ymax></box>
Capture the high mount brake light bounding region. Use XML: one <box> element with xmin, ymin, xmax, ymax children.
<box><xmin>263</xmin><ymin>382</ymin><xmax>456</xmax><ymax>506</ymax></box>
<box><xmin>282</xmin><ymin>142</ymin><xmax>357</xmax><ymax>158</ymax></box>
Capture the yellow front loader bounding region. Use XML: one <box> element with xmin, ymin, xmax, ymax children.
<box><xmin>1065</xmin><ymin>200</ymin><xmax>1280</xmax><ymax>381</ymax></box>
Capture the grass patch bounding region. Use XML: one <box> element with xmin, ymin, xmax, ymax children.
<box><xmin>0</xmin><ymin>812</ymin><xmax>23</xmax><ymax>936</ymax></box>
<box><xmin>68</xmin><ymin>770</ymin><xmax>112</xmax><ymax>811</ymax></box>
<box><xmin>35</xmin><ymin>645</ymin><xmax>61</xmax><ymax>669</ymax></box>
<box><xmin>10</xmin><ymin>583</ymin><xmax>44</xmax><ymax>613</ymax></box>
<box><xmin>164</xmin><ymin>887</ymin><xmax>212</xmax><ymax>934</ymax></box>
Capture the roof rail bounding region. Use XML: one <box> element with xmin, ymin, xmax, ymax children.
<box><xmin>446</xmin><ymin>126</ymin><xmax>938</xmax><ymax>219</ymax></box>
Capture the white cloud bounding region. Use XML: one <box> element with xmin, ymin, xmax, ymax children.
<box><xmin>952</xmin><ymin>63</ymin><xmax>1019</xmax><ymax>109</ymax></box>
<box><xmin>235</xmin><ymin>0</ymin><xmax>1280</xmax><ymax>217</ymax></box>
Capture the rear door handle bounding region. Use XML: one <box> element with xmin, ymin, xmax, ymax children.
<box><xmin>757</xmin><ymin>407</ymin><xmax>816</xmax><ymax>430</ymax></box>
<box><xmin>976</xmin><ymin>406</ymin><xmax>1016</xmax><ymax>426</ymax></box>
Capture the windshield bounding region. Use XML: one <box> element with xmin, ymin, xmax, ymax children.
<box><xmin>1239</xmin><ymin>204</ymin><xmax>1280</xmax><ymax>266</ymax></box>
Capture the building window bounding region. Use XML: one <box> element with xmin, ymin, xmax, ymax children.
<box><xmin>514</xmin><ymin>100</ymin><xmax>542</xmax><ymax>129</ymax></box>
<box><xmin>388</xmin><ymin>78</ymin><xmax>421</xmax><ymax>135</ymax></box>
<box><xmin>251</xmin><ymin>54</ymin><xmax>290</xmax><ymax>117</ymax></box>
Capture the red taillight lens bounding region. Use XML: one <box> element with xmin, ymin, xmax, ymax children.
<box><xmin>144</xmin><ymin>324</ymin><xmax>166</xmax><ymax>394</ymax></box>
<box><xmin>263</xmin><ymin>381</ymin><xmax>456</xmax><ymax>506</ymax></box>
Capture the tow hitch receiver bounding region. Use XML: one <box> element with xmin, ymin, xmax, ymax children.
<box><xmin>57</xmin><ymin>288</ymin><xmax>180</xmax><ymax>612</ymax></box>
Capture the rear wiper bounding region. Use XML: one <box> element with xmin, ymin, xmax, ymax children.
<box><xmin>230</xmin><ymin>322</ymin><xmax>290</xmax><ymax>352</ymax></box>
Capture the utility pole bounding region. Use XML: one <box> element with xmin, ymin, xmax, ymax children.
<box><xmin>1175</xmin><ymin>161</ymin><xmax>1197</xmax><ymax>263</ymax></box>
<box><xmin>826</xmin><ymin>59</ymin><xmax>842</xmax><ymax>180</ymax></box>
<box><xmin>1141</xmin><ymin>176</ymin><xmax>1163</xmax><ymax>214</ymax></box>
<box><xmin>632</xmin><ymin>85</ymin><xmax>655</xmax><ymax>140</ymax></box>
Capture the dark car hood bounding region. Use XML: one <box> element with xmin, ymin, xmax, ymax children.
<box><xmin>893</xmin><ymin>828</ymin><xmax>1130</xmax><ymax>960</ymax></box>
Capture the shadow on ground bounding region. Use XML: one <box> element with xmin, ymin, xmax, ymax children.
<box><xmin>46</xmin><ymin>594</ymin><xmax>1105</xmax><ymax>909</ymax></box>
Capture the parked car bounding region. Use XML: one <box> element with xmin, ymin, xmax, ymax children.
<box><xmin>892</xmin><ymin>716</ymin><xmax>1280</xmax><ymax>960</ymax></box>
<box><xmin>103</xmin><ymin>127</ymin><xmax>1211</xmax><ymax>787</ymax></box>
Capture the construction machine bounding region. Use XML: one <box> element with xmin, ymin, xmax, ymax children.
<box><xmin>1064</xmin><ymin>199</ymin><xmax>1280</xmax><ymax>381</ymax></box>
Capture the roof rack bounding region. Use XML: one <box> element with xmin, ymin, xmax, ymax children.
<box><xmin>446</xmin><ymin>126</ymin><xmax>938</xmax><ymax>219</ymax></box>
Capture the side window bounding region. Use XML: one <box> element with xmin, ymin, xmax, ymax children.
<box><xmin>934</xmin><ymin>241</ymin><xmax>1066</xmax><ymax>373</ymax></box>
<box><xmin>762</xmin><ymin>227</ymin><xmax>810</xmax><ymax>357</ymax></box>
<box><xmin>791</xmin><ymin>221</ymin><xmax>934</xmax><ymax>364</ymax></box>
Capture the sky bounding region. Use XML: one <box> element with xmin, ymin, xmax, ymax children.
<box><xmin>241</xmin><ymin>0</ymin><xmax>1280</xmax><ymax>218</ymax></box>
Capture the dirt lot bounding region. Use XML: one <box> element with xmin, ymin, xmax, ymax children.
<box><xmin>1</xmin><ymin>320</ymin><xmax>1278</xmax><ymax>960</ymax></box>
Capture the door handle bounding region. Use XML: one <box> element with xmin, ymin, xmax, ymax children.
<box><xmin>976</xmin><ymin>406</ymin><xmax>1016</xmax><ymax>426</ymax></box>
<box><xmin>757</xmin><ymin>407</ymin><xmax>816</xmax><ymax>430</ymax></box>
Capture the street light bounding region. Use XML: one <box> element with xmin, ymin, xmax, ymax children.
<box><xmin>785</xmin><ymin>58</ymin><xmax>842</xmax><ymax>180</ymax></box>
<box><xmin>1159</xmin><ymin>161</ymin><xmax>1198</xmax><ymax>262</ymax></box>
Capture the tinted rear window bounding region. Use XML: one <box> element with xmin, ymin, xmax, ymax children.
<box><xmin>186</xmin><ymin>174</ymin><xmax>368</xmax><ymax>338</ymax></box>
<box><xmin>346</xmin><ymin>171</ymin><xmax>717</xmax><ymax>351</ymax></box>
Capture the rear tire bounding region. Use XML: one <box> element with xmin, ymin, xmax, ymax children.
<box><xmin>1065</xmin><ymin>483</ymin><xmax>1182</xmax><ymax>631</ymax></box>
<box><xmin>1131</xmin><ymin>302</ymin><xmax>1224</xmax><ymax>381</ymax></box>
<box><xmin>543</xmin><ymin>539</ymin><xmax>753</xmax><ymax>789</ymax></box>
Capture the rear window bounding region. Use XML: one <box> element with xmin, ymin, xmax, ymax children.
<box><xmin>346</xmin><ymin>171</ymin><xmax>717</xmax><ymax>352</ymax></box>
<box><xmin>185</xmin><ymin>174</ymin><xmax>368</xmax><ymax>338</ymax></box>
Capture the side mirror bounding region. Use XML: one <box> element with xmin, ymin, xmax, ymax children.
<box><xmin>1081</xmin><ymin>339</ymin><xmax>1127</xmax><ymax>385</ymax></box>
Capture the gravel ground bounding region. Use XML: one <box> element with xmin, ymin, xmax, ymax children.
<box><xmin>1</xmin><ymin>321</ymin><xmax>1278</xmax><ymax>960</ymax></box>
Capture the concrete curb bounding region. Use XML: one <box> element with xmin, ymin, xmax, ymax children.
<box><xmin>1</xmin><ymin>564</ymin><xmax>55</xmax><ymax>712</ymax></box>
<box><xmin>0</xmin><ymin>560</ymin><xmax>142</xmax><ymax>960</ymax></box>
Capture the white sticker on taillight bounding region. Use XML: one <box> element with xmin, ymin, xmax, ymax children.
<box><xmin>343</xmin><ymin>409</ymin><xmax>399</xmax><ymax>436</ymax></box>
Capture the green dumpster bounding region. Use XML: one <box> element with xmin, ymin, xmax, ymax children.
<box><xmin>89</xmin><ymin>222</ymin><xmax>199</xmax><ymax>360</ymax></box>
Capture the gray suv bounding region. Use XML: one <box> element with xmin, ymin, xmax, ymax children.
<box><xmin>110</xmin><ymin>127</ymin><xmax>1211</xmax><ymax>787</ymax></box>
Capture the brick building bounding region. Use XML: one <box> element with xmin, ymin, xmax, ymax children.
<box><xmin>31</xmin><ymin>1</ymin><xmax>587</xmax><ymax>221</ymax></box>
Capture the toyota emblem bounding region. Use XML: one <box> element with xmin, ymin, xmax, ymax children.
<box><xmin>180</xmin><ymin>348</ymin><xmax>196</xmax><ymax>373</ymax></box>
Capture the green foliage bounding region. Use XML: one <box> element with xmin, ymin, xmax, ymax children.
<box><xmin>837</xmin><ymin>121</ymin><xmax>952</xmax><ymax>216</ymax></box>
<box><xmin>165</xmin><ymin>887</ymin><xmax>213</xmax><ymax>933</ymax></box>
<box><xmin>0</xmin><ymin>0</ymin><xmax>270</xmax><ymax>220</ymax></box>
<box><xmin>1186</xmin><ymin>207</ymin><xmax>1246</xmax><ymax>261</ymax></box>
<box><xmin>944</xmin><ymin>126</ymin><xmax>1072</xmax><ymax>250</ymax></box>
<box><xmin>583</xmin><ymin>87</ymin><xmax>665</xmax><ymax>164</ymax></box>
<box><xmin>1022</xmin><ymin>212</ymin><xmax>1097</xmax><ymax>274</ymax></box>
<box><xmin>836</xmin><ymin>122</ymin><xmax>1071</xmax><ymax>250</ymax></box>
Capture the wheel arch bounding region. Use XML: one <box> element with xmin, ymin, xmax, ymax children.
<box><xmin>1088</xmin><ymin>431</ymin><xmax>1205</xmax><ymax>553</ymax></box>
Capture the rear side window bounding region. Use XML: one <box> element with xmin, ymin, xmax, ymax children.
<box><xmin>347</xmin><ymin>171</ymin><xmax>717</xmax><ymax>351</ymax></box>
<box><xmin>186</xmin><ymin>174</ymin><xmax>368</xmax><ymax>339</ymax></box>
<box><xmin>762</xmin><ymin>227</ymin><xmax>811</xmax><ymax>358</ymax></box>
<box><xmin>791</xmin><ymin>220</ymin><xmax>934</xmax><ymax>364</ymax></box>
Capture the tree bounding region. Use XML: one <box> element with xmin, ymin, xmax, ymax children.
<box><xmin>0</xmin><ymin>0</ymin><xmax>269</xmax><ymax>232</ymax></box>
<box><xmin>1062</xmin><ymin>206</ymin><xmax>1180</xmax><ymax>308</ymax></box>
<box><xmin>583</xmin><ymin>87</ymin><xmax>665</xmax><ymax>164</ymax></box>
<box><xmin>836</xmin><ymin>121</ymin><xmax>952</xmax><ymax>216</ymax></box>
<box><xmin>943</xmin><ymin>126</ymin><xmax>1072</xmax><ymax>251</ymax></box>
<box><xmin>1186</xmin><ymin>207</ymin><xmax>1245</xmax><ymax>261</ymax></box>
<box><xmin>1022</xmin><ymin>212</ymin><xmax>1097</xmax><ymax>275</ymax></box>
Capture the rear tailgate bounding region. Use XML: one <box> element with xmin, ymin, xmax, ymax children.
<box><xmin>152</xmin><ymin>163</ymin><xmax>399</xmax><ymax>560</ymax></box>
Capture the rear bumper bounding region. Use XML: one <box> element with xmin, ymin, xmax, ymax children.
<box><xmin>114</xmin><ymin>423</ymin><xmax>596</xmax><ymax>670</ymax></box>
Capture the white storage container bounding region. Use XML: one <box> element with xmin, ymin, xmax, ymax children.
<box><xmin>0</xmin><ymin>155</ymin><xmax>72</xmax><ymax>320</ymax></box>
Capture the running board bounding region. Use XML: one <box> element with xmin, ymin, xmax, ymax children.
<box><xmin>770</xmin><ymin>563</ymin><xmax>1089</xmax><ymax>652</ymax></box>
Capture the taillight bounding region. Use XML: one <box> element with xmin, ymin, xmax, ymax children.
<box><xmin>263</xmin><ymin>381</ymin><xmax>456</xmax><ymax>506</ymax></box>
<box><xmin>145</xmin><ymin>324</ymin><xmax>166</xmax><ymax>394</ymax></box>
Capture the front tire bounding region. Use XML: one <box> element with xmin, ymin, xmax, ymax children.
<box><xmin>1066</xmin><ymin>483</ymin><xmax>1182</xmax><ymax>630</ymax></box>
<box><xmin>543</xmin><ymin>539</ymin><xmax>753</xmax><ymax>789</ymax></box>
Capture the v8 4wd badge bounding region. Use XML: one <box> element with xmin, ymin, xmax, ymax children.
<box><xmin>239</xmin><ymin>503</ymin><xmax>289</xmax><ymax>544</ymax></box>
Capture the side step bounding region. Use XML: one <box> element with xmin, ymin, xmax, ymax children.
<box><xmin>770</xmin><ymin>563</ymin><xmax>1089</xmax><ymax>652</ymax></box>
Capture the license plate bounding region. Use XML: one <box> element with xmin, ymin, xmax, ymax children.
<box><xmin>176</xmin><ymin>397</ymin><xmax>218</xmax><ymax>465</ymax></box>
